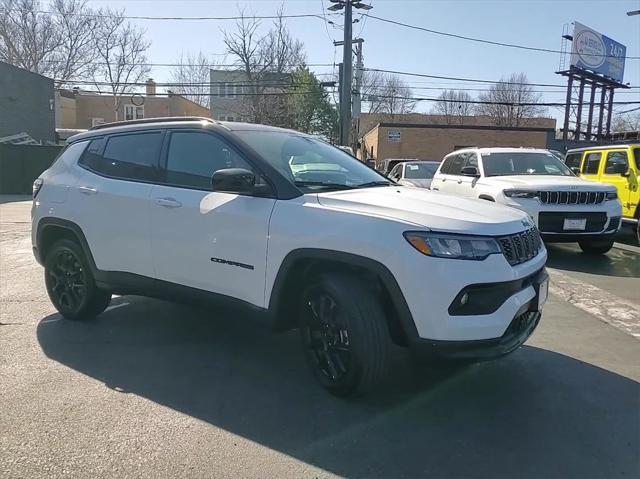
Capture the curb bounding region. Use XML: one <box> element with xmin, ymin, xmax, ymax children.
<box><xmin>613</xmin><ymin>242</ymin><xmax>640</xmax><ymax>254</ymax></box>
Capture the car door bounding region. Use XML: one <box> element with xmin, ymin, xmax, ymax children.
<box><xmin>388</xmin><ymin>163</ymin><xmax>402</xmax><ymax>182</ymax></box>
<box><xmin>455</xmin><ymin>152</ymin><xmax>480</xmax><ymax>197</ymax></box>
<box><xmin>440</xmin><ymin>153</ymin><xmax>466</xmax><ymax>195</ymax></box>
<box><xmin>75</xmin><ymin>130</ymin><xmax>162</xmax><ymax>278</ymax></box>
<box><xmin>581</xmin><ymin>151</ymin><xmax>602</xmax><ymax>182</ymax></box>
<box><xmin>432</xmin><ymin>155</ymin><xmax>459</xmax><ymax>194</ymax></box>
<box><xmin>601</xmin><ymin>149</ymin><xmax>633</xmax><ymax>217</ymax></box>
<box><xmin>150</xmin><ymin>129</ymin><xmax>276</xmax><ymax>307</ymax></box>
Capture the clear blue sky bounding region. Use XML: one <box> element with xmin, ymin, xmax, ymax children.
<box><xmin>85</xmin><ymin>0</ymin><xmax>640</xmax><ymax>122</ymax></box>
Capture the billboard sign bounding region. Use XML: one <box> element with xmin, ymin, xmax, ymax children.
<box><xmin>570</xmin><ymin>22</ymin><xmax>626</xmax><ymax>83</ymax></box>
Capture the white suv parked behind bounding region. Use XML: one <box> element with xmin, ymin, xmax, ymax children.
<box><xmin>32</xmin><ymin>118</ymin><xmax>548</xmax><ymax>396</ymax></box>
<box><xmin>431</xmin><ymin>148</ymin><xmax>622</xmax><ymax>254</ymax></box>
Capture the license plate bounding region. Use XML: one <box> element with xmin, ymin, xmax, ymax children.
<box><xmin>538</xmin><ymin>278</ymin><xmax>549</xmax><ymax>311</ymax></box>
<box><xmin>563</xmin><ymin>218</ymin><xmax>587</xmax><ymax>230</ymax></box>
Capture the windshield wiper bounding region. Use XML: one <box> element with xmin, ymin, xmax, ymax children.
<box><xmin>353</xmin><ymin>181</ymin><xmax>393</xmax><ymax>188</ymax></box>
<box><xmin>293</xmin><ymin>180</ymin><xmax>356</xmax><ymax>190</ymax></box>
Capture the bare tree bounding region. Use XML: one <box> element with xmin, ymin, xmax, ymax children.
<box><xmin>476</xmin><ymin>73</ymin><xmax>547</xmax><ymax>126</ymax></box>
<box><xmin>91</xmin><ymin>9</ymin><xmax>150</xmax><ymax>120</ymax></box>
<box><xmin>169</xmin><ymin>51</ymin><xmax>212</xmax><ymax>108</ymax></box>
<box><xmin>0</xmin><ymin>0</ymin><xmax>99</xmax><ymax>85</ymax></box>
<box><xmin>362</xmin><ymin>72</ymin><xmax>416</xmax><ymax>115</ymax></box>
<box><xmin>431</xmin><ymin>89</ymin><xmax>474</xmax><ymax>124</ymax></box>
<box><xmin>611</xmin><ymin>110</ymin><xmax>640</xmax><ymax>132</ymax></box>
<box><xmin>222</xmin><ymin>7</ymin><xmax>305</xmax><ymax>124</ymax></box>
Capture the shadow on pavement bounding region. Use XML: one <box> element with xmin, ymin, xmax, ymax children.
<box><xmin>546</xmin><ymin>243</ymin><xmax>640</xmax><ymax>278</ymax></box>
<box><xmin>37</xmin><ymin>297</ymin><xmax>639</xmax><ymax>478</ymax></box>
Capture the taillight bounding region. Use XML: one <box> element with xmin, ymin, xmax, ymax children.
<box><xmin>33</xmin><ymin>178</ymin><xmax>43</xmax><ymax>198</ymax></box>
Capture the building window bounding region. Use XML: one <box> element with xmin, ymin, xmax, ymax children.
<box><xmin>217</xmin><ymin>83</ymin><xmax>236</xmax><ymax>98</ymax></box>
<box><xmin>124</xmin><ymin>105</ymin><xmax>144</xmax><ymax>121</ymax></box>
<box><xmin>91</xmin><ymin>118</ymin><xmax>105</xmax><ymax>127</ymax></box>
<box><xmin>217</xmin><ymin>115</ymin><xmax>235</xmax><ymax>122</ymax></box>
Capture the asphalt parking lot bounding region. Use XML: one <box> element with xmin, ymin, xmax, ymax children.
<box><xmin>1</xmin><ymin>197</ymin><xmax>639</xmax><ymax>478</ymax></box>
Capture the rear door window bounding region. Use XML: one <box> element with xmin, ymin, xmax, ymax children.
<box><xmin>81</xmin><ymin>131</ymin><xmax>163</xmax><ymax>182</ymax></box>
<box><xmin>582</xmin><ymin>152</ymin><xmax>602</xmax><ymax>175</ymax></box>
<box><xmin>604</xmin><ymin>151</ymin><xmax>629</xmax><ymax>175</ymax></box>
<box><xmin>438</xmin><ymin>157</ymin><xmax>454</xmax><ymax>175</ymax></box>
<box><xmin>447</xmin><ymin>154</ymin><xmax>465</xmax><ymax>176</ymax></box>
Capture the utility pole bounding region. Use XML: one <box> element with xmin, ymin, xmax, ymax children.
<box><xmin>327</xmin><ymin>1</ymin><xmax>372</xmax><ymax>145</ymax></box>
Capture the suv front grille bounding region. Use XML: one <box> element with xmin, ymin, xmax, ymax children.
<box><xmin>497</xmin><ymin>227</ymin><xmax>542</xmax><ymax>266</ymax></box>
<box><xmin>539</xmin><ymin>190</ymin><xmax>605</xmax><ymax>205</ymax></box>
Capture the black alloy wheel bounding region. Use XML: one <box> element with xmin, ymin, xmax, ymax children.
<box><xmin>299</xmin><ymin>273</ymin><xmax>390</xmax><ymax>397</ymax></box>
<box><xmin>47</xmin><ymin>248</ymin><xmax>87</xmax><ymax>312</ymax></box>
<box><xmin>44</xmin><ymin>239</ymin><xmax>111</xmax><ymax>320</ymax></box>
<box><xmin>301</xmin><ymin>290</ymin><xmax>351</xmax><ymax>382</ymax></box>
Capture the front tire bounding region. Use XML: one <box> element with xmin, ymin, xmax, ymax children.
<box><xmin>44</xmin><ymin>239</ymin><xmax>111</xmax><ymax>320</ymax></box>
<box><xmin>578</xmin><ymin>238</ymin><xmax>614</xmax><ymax>255</ymax></box>
<box><xmin>299</xmin><ymin>273</ymin><xmax>390</xmax><ymax>397</ymax></box>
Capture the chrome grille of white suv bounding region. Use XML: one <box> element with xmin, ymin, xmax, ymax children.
<box><xmin>497</xmin><ymin>228</ymin><xmax>542</xmax><ymax>266</ymax></box>
<box><xmin>539</xmin><ymin>191</ymin><xmax>605</xmax><ymax>205</ymax></box>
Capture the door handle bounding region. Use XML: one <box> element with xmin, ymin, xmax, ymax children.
<box><xmin>78</xmin><ymin>186</ymin><xmax>98</xmax><ymax>195</ymax></box>
<box><xmin>457</xmin><ymin>179</ymin><xmax>462</xmax><ymax>184</ymax></box>
<box><xmin>431</xmin><ymin>187</ymin><xmax>439</xmax><ymax>191</ymax></box>
<box><xmin>154</xmin><ymin>197</ymin><xmax>182</xmax><ymax>208</ymax></box>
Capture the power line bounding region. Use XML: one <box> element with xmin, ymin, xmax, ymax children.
<box><xmin>60</xmin><ymin>86</ymin><xmax>640</xmax><ymax>107</ymax></box>
<box><xmin>39</xmin><ymin>60</ymin><xmax>334</xmax><ymax>67</ymax></box>
<box><xmin>12</xmin><ymin>9</ymin><xmax>336</xmax><ymax>21</ymax></box>
<box><xmin>66</xmin><ymin>88</ymin><xmax>337</xmax><ymax>97</ymax></box>
<box><xmin>364</xmin><ymin>14</ymin><xmax>640</xmax><ymax>60</ymax></box>
<box><xmin>365</xmin><ymin>67</ymin><xmax>640</xmax><ymax>89</ymax></box>
<box><xmin>364</xmin><ymin>93</ymin><xmax>640</xmax><ymax>107</ymax></box>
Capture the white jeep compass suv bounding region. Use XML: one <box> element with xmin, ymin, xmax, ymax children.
<box><xmin>32</xmin><ymin>118</ymin><xmax>548</xmax><ymax>396</ymax></box>
<box><xmin>431</xmin><ymin>148</ymin><xmax>622</xmax><ymax>254</ymax></box>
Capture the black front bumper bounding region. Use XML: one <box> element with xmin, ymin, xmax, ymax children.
<box><xmin>541</xmin><ymin>231</ymin><xmax>617</xmax><ymax>243</ymax></box>
<box><xmin>409</xmin><ymin>270</ymin><xmax>548</xmax><ymax>362</ymax></box>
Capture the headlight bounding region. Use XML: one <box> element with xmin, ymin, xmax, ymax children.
<box><xmin>605</xmin><ymin>191</ymin><xmax>617</xmax><ymax>200</ymax></box>
<box><xmin>403</xmin><ymin>231</ymin><xmax>501</xmax><ymax>260</ymax></box>
<box><xmin>503</xmin><ymin>189</ymin><xmax>538</xmax><ymax>199</ymax></box>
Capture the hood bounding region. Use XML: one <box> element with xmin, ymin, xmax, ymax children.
<box><xmin>316</xmin><ymin>186</ymin><xmax>531</xmax><ymax>236</ymax></box>
<box><xmin>480</xmin><ymin>175</ymin><xmax>615</xmax><ymax>191</ymax></box>
<box><xmin>399</xmin><ymin>179</ymin><xmax>432</xmax><ymax>189</ymax></box>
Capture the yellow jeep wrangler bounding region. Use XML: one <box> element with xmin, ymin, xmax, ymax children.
<box><xmin>565</xmin><ymin>144</ymin><xmax>639</xmax><ymax>243</ymax></box>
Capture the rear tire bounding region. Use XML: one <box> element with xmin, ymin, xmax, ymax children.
<box><xmin>578</xmin><ymin>239</ymin><xmax>614</xmax><ymax>255</ymax></box>
<box><xmin>44</xmin><ymin>239</ymin><xmax>111</xmax><ymax>320</ymax></box>
<box><xmin>299</xmin><ymin>273</ymin><xmax>390</xmax><ymax>397</ymax></box>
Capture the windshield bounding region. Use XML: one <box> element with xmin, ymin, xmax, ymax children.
<box><xmin>233</xmin><ymin>130</ymin><xmax>391</xmax><ymax>190</ymax></box>
<box><xmin>482</xmin><ymin>152</ymin><xmax>574</xmax><ymax>177</ymax></box>
<box><xmin>404</xmin><ymin>163</ymin><xmax>439</xmax><ymax>179</ymax></box>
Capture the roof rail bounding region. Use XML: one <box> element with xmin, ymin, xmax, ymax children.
<box><xmin>90</xmin><ymin>116</ymin><xmax>215</xmax><ymax>131</ymax></box>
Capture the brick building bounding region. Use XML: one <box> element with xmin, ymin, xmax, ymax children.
<box><xmin>358</xmin><ymin>114</ymin><xmax>557</xmax><ymax>168</ymax></box>
<box><xmin>56</xmin><ymin>79</ymin><xmax>210</xmax><ymax>130</ymax></box>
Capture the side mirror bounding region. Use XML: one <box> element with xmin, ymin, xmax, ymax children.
<box><xmin>211</xmin><ymin>168</ymin><xmax>255</xmax><ymax>194</ymax></box>
<box><xmin>460</xmin><ymin>166</ymin><xmax>480</xmax><ymax>177</ymax></box>
<box><xmin>570</xmin><ymin>166</ymin><xmax>581</xmax><ymax>175</ymax></box>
